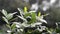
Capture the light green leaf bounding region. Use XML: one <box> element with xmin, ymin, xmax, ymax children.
<box><xmin>28</xmin><ymin>12</ymin><xmax>36</xmax><ymax>24</ymax></box>
<box><xmin>6</xmin><ymin>12</ymin><xmax>17</xmax><ymax>20</ymax></box>
<box><xmin>24</xmin><ymin>13</ymin><xmax>31</xmax><ymax>18</ymax></box>
<box><xmin>6</xmin><ymin>13</ymin><xmax>13</xmax><ymax>20</ymax></box>
<box><xmin>2</xmin><ymin>9</ymin><xmax>8</xmax><ymax>17</ymax></box>
<box><xmin>17</xmin><ymin>8</ymin><xmax>24</xmax><ymax>17</ymax></box>
<box><xmin>2</xmin><ymin>16</ymin><xmax>9</xmax><ymax>24</ymax></box>
<box><xmin>24</xmin><ymin>6</ymin><xmax>28</xmax><ymax>13</ymax></box>
<box><xmin>38</xmin><ymin>12</ymin><xmax>41</xmax><ymax>17</ymax></box>
<box><xmin>6</xmin><ymin>24</ymin><xmax>11</xmax><ymax>28</ymax></box>
<box><xmin>11</xmin><ymin>24</ymin><xmax>16</xmax><ymax>30</ymax></box>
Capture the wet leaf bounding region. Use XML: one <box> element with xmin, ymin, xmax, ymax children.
<box><xmin>6</xmin><ymin>12</ymin><xmax>17</xmax><ymax>20</ymax></box>
<box><xmin>2</xmin><ymin>9</ymin><xmax>8</xmax><ymax>17</ymax></box>
<box><xmin>17</xmin><ymin>8</ymin><xmax>24</xmax><ymax>17</ymax></box>
<box><xmin>2</xmin><ymin>16</ymin><xmax>9</xmax><ymax>24</ymax></box>
<box><xmin>6</xmin><ymin>13</ymin><xmax>13</xmax><ymax>20</ymax></box>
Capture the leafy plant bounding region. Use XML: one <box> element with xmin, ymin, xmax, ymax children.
<box><xmin>1</xmin><ymin>7</ymin><xmax>60</xmax><ymax>34</ymax></box>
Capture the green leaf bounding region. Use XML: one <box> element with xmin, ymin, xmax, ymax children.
<box><xmin>24</xmin><ymin>13</ymin><xmax>31</xmax><ymax>18</ymax></box>
<box><xmin>6</xmin><ymin>13</ymin><xmax>13</xmax><ymax>20</ymax></box>
<box><xmin>31</xmin><ymin>30</ymin><xmax>41</xmax><ymax>34</ymax></box>
<box><xmin>11</xmin><ymin>24</ymin><xmax>16</xmax><ymax>30</ymax></box>
<box><xmin>6</xmin><ymin>24</ymin><xmax>11</xmax><ymax>28</ymax></box>
<box><xmin>6</xmin><ymin>12</ymin><xmax>17</xmax><ymax>20</ymax></box>
<box><xmin>2</xmin><ymin>9</ymin><xmax>8</xmax><ymax>17</ymax></box>
<box><xmin>28</xmin><ymin>12</ymin><xmax>36</xmax><ymax>24</ymax></box>
<box><xmin>56</xmin><ymin>28</ymin><xmax>60</xmax><ymax>33</ymax></box>
<box><xmin>24</xmin><ymin>12</ymin><xmax>36</xmax><ymax>24</ymax></box>
<box><xmin>43</xmin><ymin>13</ymin><xmax>49</xmax><ymax>17</ymax></box>
<box><xmin>2</xmin><ymin>16</ymin><xmax>9</xmax><ymax>24</ymax></box>
<box><xmin>17</xmin><ymin>8</ymin><xmax>23</xmax><ymax>17</ymax></box>
<box><xmin>27</xmin><ymin>29</ymin><xmax>34</xmax><ymax>33</ymax></box>
<box><xmin>38</xmin><ymin>12</ymin><xmax>41</xmax><ymax>17</ymax></box>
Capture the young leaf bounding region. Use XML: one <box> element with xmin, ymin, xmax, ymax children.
<box><xmin>0</xmin><ymin>30</ymin><xmax>5</xmax><ymax>34</ymax></box>
<box><xmin>31</xmin><ymin>12</ymin><xmax>36</xmax><ymax>23</ymax></box>
<box><xmin>38</xmin><ymin>12</ymin><xmax>41</xmax><ymax>17</ymax></box>
<box><xmin>24</xmin><ymin>6</ymin><xmax>28</xmax><ymax>13</ymax></box>
<box><xmin>29</xmin><ymin>12</ymin><xmax>36</xmax><ymax>24</ymax></box>
<box><xmin>24</xmin><ymin>13</ymin><xmax>31</xmax><ymax>18</ymax></box>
